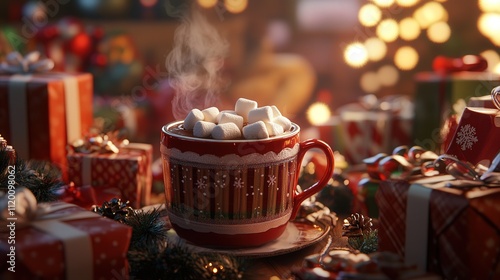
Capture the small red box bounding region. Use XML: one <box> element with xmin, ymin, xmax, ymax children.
<box><xmin>0</xmin><ymin>202</ymin><xmax>132</xmax><ymax>279</ymax></box>
<box><xmin>376</xmin><ymin>175</ymin><xmax>500</xmax><ymax>279</ymax></box>
<box><xmin>445</xmin><ymin>107</ymin><xmax>500</xmax><ymax>166</ymax></box>
<box><xmin>67</xmin><ymin>143</ymin><xmax>153</xmax><ymax>208</ymax></box>
<box><xmin>0</xmin><ymin>73</ymin><xmax>93</xmax><ymax>175</ymax></box>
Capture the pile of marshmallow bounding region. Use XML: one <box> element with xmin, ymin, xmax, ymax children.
<box><xmin>183</xmin><ymin>98</ymin><xmax>292</xmax><ymax>140</ymax></box>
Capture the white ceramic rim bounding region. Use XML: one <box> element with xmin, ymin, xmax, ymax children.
<box><xmin>162</xmin><ymin>120</ymin><xmax>300</xmax><ymax>143</ymax></box>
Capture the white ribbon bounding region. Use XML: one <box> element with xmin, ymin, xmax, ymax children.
<box><xmin>0</xmin><ymin>51</ymin><xmax>54</xmax><ymax>74</ymax></box>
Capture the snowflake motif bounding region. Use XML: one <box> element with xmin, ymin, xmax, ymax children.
<box><xmin>267</xmin><ymin>175</ymin><xmax>277</xmax><ymax>187</ymax></box>
<box><xmin>196</xmin><ymin>178</ymin><xmax>207</xmax><ymax>189</ymax></box>
<box><xmin>456</xmin><ymin>124</ymin><xmax>479</xmax><ymax>151</ymax></box>
<box><xmin>233</xmin><ymin>177</ymin><xmax>244</xmax><ymax>189</ymax></box>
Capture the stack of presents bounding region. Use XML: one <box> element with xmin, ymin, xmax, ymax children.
<box><xmin>316</xmin><ymin>55</ymin><xmax>500</xmax><ymax>279</ymax></box>
<box><xmin>0</xmin><ymin>51</ymin><xmax>153</xmax><ymax>279</ymax></box>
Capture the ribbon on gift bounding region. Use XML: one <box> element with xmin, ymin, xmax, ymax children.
<box><xmin>0</xmin><ymin>187</ymin><xmax>97</xmax><ymax>279</ymax></box>
<box><xmin>403</xmin><ymin>153</ymin><xmax>500</xmax><ymax>272</ymax></box>
<box><xmin>2</xmin><ymin>51</ymin><xmax>84</xmax><ymax>160</ymax></box>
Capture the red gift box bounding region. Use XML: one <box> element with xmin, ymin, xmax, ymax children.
<box><xmin>445</xmin><ymin>107</ymin><xmax>500</xmax><ymax>166</ymax></box>
<box><xmin>0</xmin><ymin>202</ymin><xmax>132</xmax><ymax>279</ymax></box>
<box><xmin>0</xmin><ymin>72</ymin><xmax>93</xmax><ymax>175</ymax></box>
<box><xmin>376</xmin><ymin>175</ymin><xmax>500</xmax><ymax>279</ymax></box>
<box><xmin>59</xmin><ymin>183</ymin><xmax>125</xmax><ymax>210</ymax></box>
<box><xmin>67</xmin><ymin>143</ymin><xmax>153</xmax><ymax>208</ymax></box>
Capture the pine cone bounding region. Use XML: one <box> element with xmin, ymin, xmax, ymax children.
<box><xmin>342</xmin><ymin>213</ymin><xmax>373</xmax><ymax>237</ymax></box>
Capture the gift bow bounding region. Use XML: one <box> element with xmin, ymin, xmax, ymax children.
<box><xmin>0</xmin><ymin>51</ymin><xmax>54</xmax><ymax>74</ymax></box>
<box><xmin>491</xmin><ymin>85</ymin><xmax>500</xmax><ymax>110</ymax></box>
<box><xmin>432</xmin><ymin>54</ymin><xmax>488</xmax><ymax>73</ymax></box>
<box><xmin>70</xmin><ymin>132</ymin><xmax>129</xmax><ymax>154</ymax></box>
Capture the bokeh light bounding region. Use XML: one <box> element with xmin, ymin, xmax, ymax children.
<box><xmin>224</xmin><ymin>0</ymin><xmax>248</xmax><ymax>14</ymax></box>
<box><xmin>376</xmin><ymin>19</ymin><xmax>399</xmax><ymax>42</ymax></box>
<box><xmin>479</xmin><ymin>0</ymin><xmax>500</xmax><ymax>13</ymax></box>
<box><xmin>344</xmin><ymin>42</ymin><xmax>369</xmax><ymax>68</ymax></box>
<box><xmin>140</xmin><ymin>0</ymin><xmax>157</xmax><ymax>8</ymax></box>
<box><xmin>427</xmin><ymin>21</ymin><xmax>451</xmax><ymax>43</ymax></box>
<box><xmin>480</xmin><ymin>49</ymin><xmax>500</xmax><ymax>72</ymax></box>
<box><xmin>307</xmin><ymin>102</ymin><xmax>331</xmax><ymax>125</ymax></box>
<box><xmin>372</xmin><ymin>0</ymin><xmax>395</xmax><ymax>8</ymax></box>
<box><xmin>394</xmin><ymin>46</ymin><xmax>419</xmax><ymax>70</ymax></box>
<box><xmin>396</xmin><ymin>0</ymin><xmax>420</xmax><ymax>7</ymax></box>
<box><xmin>359</xmin><ymin>4</ymin><xmax>382</xmax><ymax>27</ymax></box>
<box><xmin>413</xmin><ymin>2</ymin><xmax>448</xmax><ymax>29</ymax></box>
<box><xmin>478</xmin><ymin>13</ymin><xmax>500</xmax><ymax>45</ymax></box>
<box><xmin>360</xmin><ymin>71</ymin><xmax>381</xmax><ymax>93</ymax></box>
<box><xmin>377</xmin><ymin>65</ymin><xmax>399</xmax><ymax>86</ymax></box>
<box><xmin>399</xmin><ymin>17</ymin><xmax>421</xmax><ymax>40</ymax></box>
<box><xmin>197</xmin><ymin>0</ymin><xmax>218</xmax><ymax>8</ymax></box>
<box><xmin>364</xmin><ymin>37</ymin><xmax>387</xmax><ymax>61</ymax></box>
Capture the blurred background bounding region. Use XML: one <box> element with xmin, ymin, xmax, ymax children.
<box><xmin>1</xmin><ymin>0</ymin><xmax>499</xmax><ymax>158</ymax></box>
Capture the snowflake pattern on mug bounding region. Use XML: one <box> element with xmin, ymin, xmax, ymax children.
<box><xmin>456</xmin><ymin>124</ymin><xmax>479</xmax><ymax>151</ymax></box>
<box><xmin>267</xmin><ymin>174</ymin><xmax>277</xmax><ymax>187</ymax></box>
<box><xmin>233</xmin><ymin>177</ymin><xmax>244</xmax><ymax>188</ymax></box>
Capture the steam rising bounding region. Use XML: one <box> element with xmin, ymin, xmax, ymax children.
<box><xmin>166</xmin><ymin>5</ymin><xmax>229</xmax><ymax>120</ymax></box>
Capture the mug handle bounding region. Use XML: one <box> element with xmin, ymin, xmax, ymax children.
<box><xmin>291</xmin><ymin>139</ymin><xmax>335</xmax><ymax>219</ymax></box>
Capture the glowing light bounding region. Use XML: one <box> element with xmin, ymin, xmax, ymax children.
<box><xmin>140</xmin><ymin>0</ymin><xmax>157</xmax><ymax>7</ymax></box>
<box><xmin>494</xmin><ymin>63</ymin><xmax>500</xmax><ymax>75</ymax></box>
<box><xmin>478</xmin><ymin>13</ymin><xmax>500</xmax><ymax>42</ymax></box>
<box><xmin>396</xmin><ymin>0</ymin><xmax>419</xmax><ymax>7</ymax></box>
<box><xmin>376</xmin><ymin>19</ymin><xmax>399</xmax><ymax>42</ymax></box>
<box><xmin>364</xmin><ymin>37</ymin><xmax>387</xmax><ymax>61</ymax></box>
<box><xmin>307</xmin><ymin>102</ymin><xmax>331</xmax><ymax>126</ymax></box>
<box><xmin>372</xmin><ymin>0</ymin><xmax>395</xmax><ymax>8</ymax></box>
<box><xmin>377</xmin><ymin>65</ymin><xmax>399</xmax><ymax>86</ymax></box>
<box><xmin>360</xmin><ymin>72</ymin><xmax>381</xmax><ymax>93</ymax></box>
<box><xmin>479</xmin><ymin>0</ymin><xmax>500</xmax><ymax>13</ymax></box>
<box><xmin>414</xmin><ymin>2</ymin><xmax>448</xmax><ymax>29</ymax></box>
<box><xmin>394</xmin><ymin>46</ymin><xmax>419</xmax><ymax>70</ymax></box>
<box><xmin>427</xmin><ymin>21</ymin><xmax>451</xmax><ymax>43</ymax></box>
<box><xmin>344</xmin><ymin>42</ymin><xmax>369</xmax><ymax>68</ymax></box>
<box><xmin>399</xmin><ymin>17</ymin><xmax>421</xmax><ymax>41</ymax></box>
<box><xmin>480</xmin><ymin>50</ymin><xmax>500</xmax><ymax>71</ymax></box>
<box><xmin>224</xmin><ymin>0</ymin><xmax>248</xmax><ymax>14</ymax></box>
<box><xmin>359</xmin><ymin>4</ymin><xmax>382</xmax><ymax>27</ymax></box>
<box><xmin>197</xmin><ymin>0</ymin><xmax>218</xmax><ymax>8</ymax></box>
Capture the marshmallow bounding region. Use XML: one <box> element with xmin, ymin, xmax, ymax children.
<box><xmin>212</xmin><ymin>123</ymin><xmax>242</xmax><ymax>140</ymax></box>
<box><xmin>184</xmin><ymin>109</ymin><xmax>204</xmax><ymax>130</ymax></box>
<box><xmin>274</xmin><ymin>116</ymin><xmax>292</xmax><ymax>131</ymax></box>
<box><xmin>201</xmin><ymin>107</ymin><xmax>220</xmax><ymax>123</ymax></box>
<box><xmin>219</xmin><ymin>112</ymin><xmax>244</xmax><ymax>130</ymax></box>
<box><xmin>216</xmin><ymin>110</ymin><xmax>237</xmax><ymax>123</ymax></box>
<box><xmin>265</xmin><ymin>121</ymin><xmax>284</xmax><ymax>137</ymax></box>
<box><xmin>270</xmin><ymin>105</ymin><xmax>282</xmax><ymax>118</ymax></box>
<box><xmin>235</xmin><ymin>98</ymin><xmax>258</xmax><ymax>122</ymax></box>
<box><xmin>193</xmin><ymin>121</ymin><xmax>216</xmax><ymax>138</ymax></box>
<box><xmin>242</xmin><ymin>121</ymin><xmax>269</xmax><ymax>139</ymax></box>
<box><xmin>248</xmin><ymin>106</ymin><xmax>273</xmax><ymax>124</ymax></box>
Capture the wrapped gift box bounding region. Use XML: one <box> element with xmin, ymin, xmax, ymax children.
<box><xmin>412</xmin><ymin>71</ymin><xmax>500</xmax><ymax>152</ymax></box>
<box><xmin>376</xmin><ymin>175</ymin><xmax>500</xmax><ymax>279</ymax></box>
<box><xmin>445</xmin><ymin>107</ymin><xmax>500</xmax><ymax>166</ymax></box>
<box><xmin>58</xmin><ymin>183</ymin><xmax>125</xmax><ymax>210</ymax></box>
<box><xmin>319</xmin><ymin>96</ymin><xmax>413</xmax><ymax>164</ymax></box>
<box><xmin>67</xmin><ymin>143</ymin><xmax>153</xmax><ymax>208</ymax></box>
<box><xmin>0</xmin><ymin>72</ymin><xmax>93</xmax><ymax>174</ymax></box>
<box><xmin>0</xmin><ymin>202</ymin><xmax>132</xmax><ymax>279</ymax></box>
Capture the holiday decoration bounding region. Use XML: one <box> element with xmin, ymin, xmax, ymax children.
<box><xmin>0</xmin><ymin>51</ymin><xmax>93</xmax><ymax>178</ymax></box>
<box><xmin>92</xmin><ymin>197</ymin><xmax>134</xmax><ymax>223</ymax></box>
<box><xmin>412</xmin><ymin>55</ymin><xmax>500</xmax><ymax>153</ymax></box>
<box><xmin>0</xmin><ymin>189</ymin><xmax>132</xmax><ymax>279</ymax></box>
<box><xmin>342</xmin><ymin>213</ymin><xmax>378</xmax><ymax>254</ymax></box>
<box><xmin>446</xmin><ymin>87</ymin><xmax>500</xmax><ymax>167</ymax></box>
<box><xmin>376</xmin><ymin>154</ymin><xmax>500</xmax><ymax>279</ymax></box>
<box><xmin>67</xmin><ymin>133</ymin><xmax>153</xmax><ymax>208</ymax></box>
<box><xmin>321</xmin><ymin>94</ymin><xmax>413</xmax><ymax>164</ymax></box>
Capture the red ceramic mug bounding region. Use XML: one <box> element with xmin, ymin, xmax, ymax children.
<box><xmin>160</xmin><ymin>121</ymin><xmax>334</xmax><ymax>248</ymax></box>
